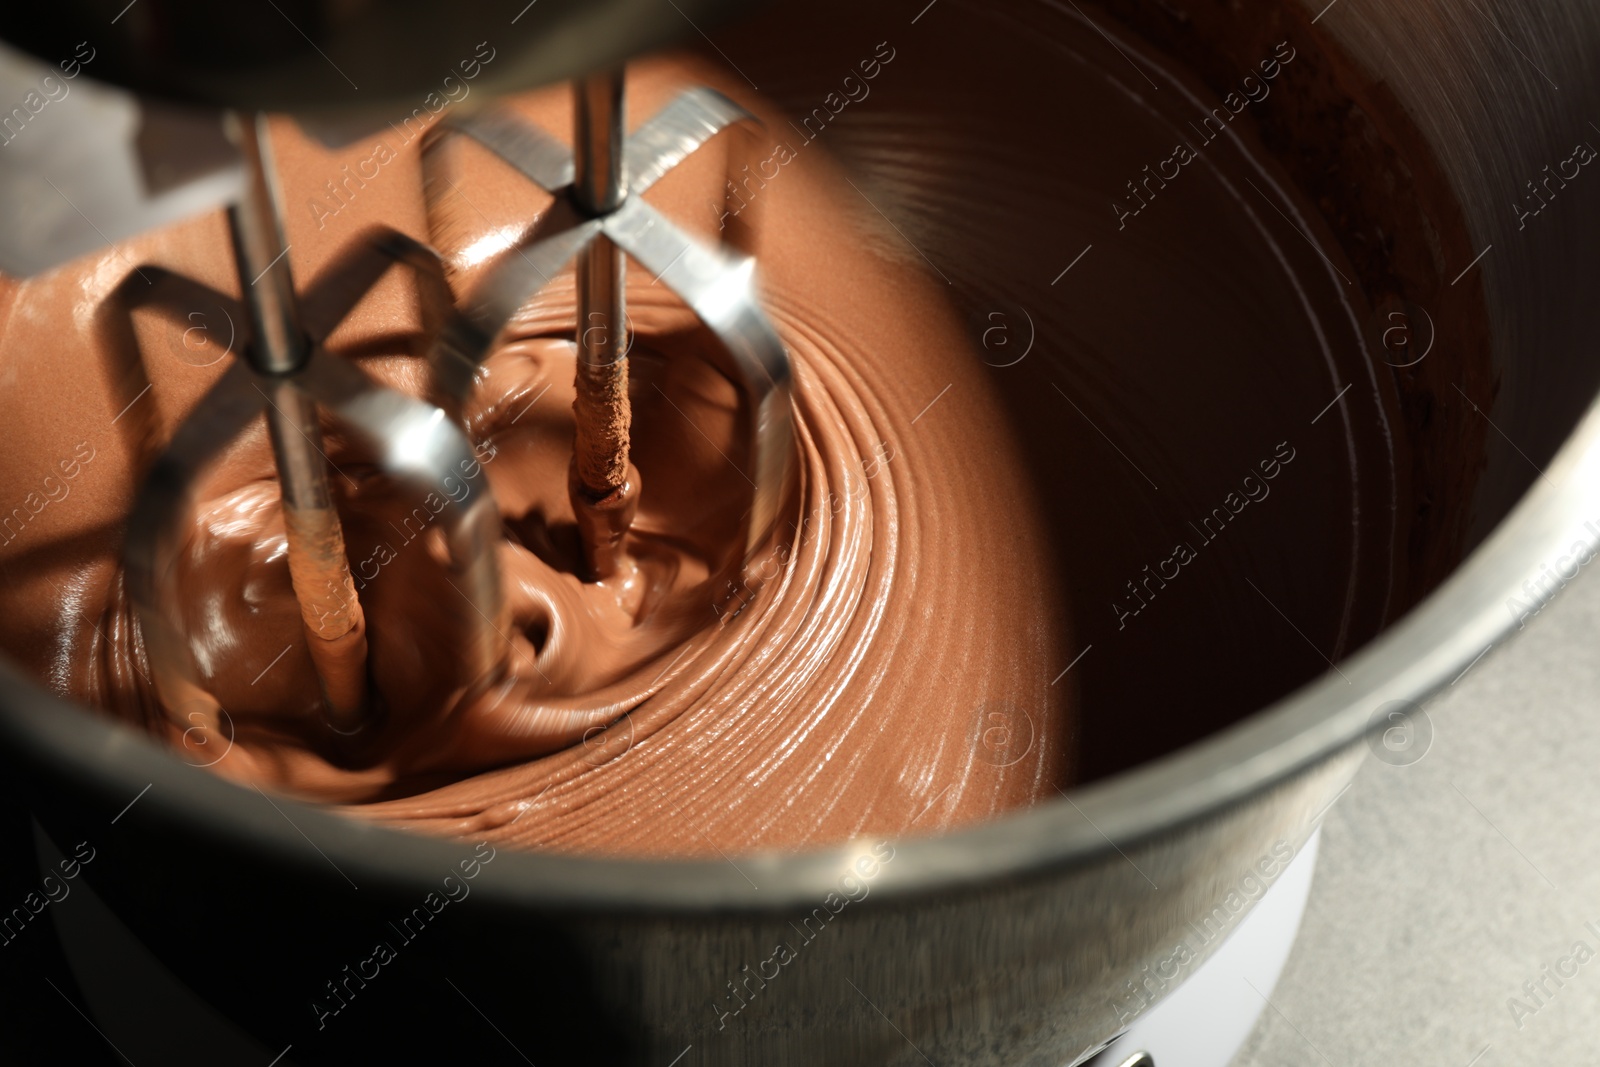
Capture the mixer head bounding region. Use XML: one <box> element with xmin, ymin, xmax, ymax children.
<box><xmin>1</xmin><ymin>0</ymin><xmax>760</xmax><ymax>112</ymax></box>
<box><xmin>0</xmin><ymin>0</ymin><xmax>765</xmax><ymax>277</ymax></box>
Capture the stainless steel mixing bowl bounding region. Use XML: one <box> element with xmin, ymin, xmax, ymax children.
<box><xmin>2</xmin><ymin>0</ymin><xmax>1596</xmax><ymax>1064</ymax></box>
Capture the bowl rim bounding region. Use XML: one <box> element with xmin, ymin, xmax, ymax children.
<box><xmin>6</xmin><ymin>378</ymin><xmax>1595</xmax><ymax>914</ymax></box>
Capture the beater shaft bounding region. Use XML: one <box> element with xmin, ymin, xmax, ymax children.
<box><xmin>569</xmin><ymin>71</ymin><xmax>640</xmax><ymax>579</ymax></box>
<box><xmin>227</xmin><ymin>112</ymin><xmax>369</xmax><ymax>733</ymax></box>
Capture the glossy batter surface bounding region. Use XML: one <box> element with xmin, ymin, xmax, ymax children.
<box><xmin>0</xmin><ymin>4</ymin><xmax>1419</xmax><ymax>855</ymax></box>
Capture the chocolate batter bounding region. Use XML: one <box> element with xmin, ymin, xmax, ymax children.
<box><xmin>0</xmin><ymin>1</ymin><xmax>1463</xmax><ymax>855</ymax></box>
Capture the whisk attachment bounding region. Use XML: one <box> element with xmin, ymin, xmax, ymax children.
<box><xmin>427</xmin><ymin>82</ymin><xmax>796</xmax><ymax>575</ymax></box>
<box><xmin>121</xmin><ymin>126</ymin><xmax>510</xmax><ymax>756</ymax></box>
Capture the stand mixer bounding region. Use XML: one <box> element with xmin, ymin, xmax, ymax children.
<box><xmin>3</xmin><ymin>0</ymin><xmax>1598</xmax><ymax>1065</ymax></box>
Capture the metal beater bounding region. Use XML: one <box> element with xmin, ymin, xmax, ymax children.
<box><xmin>0</xmin><ymin>7</ymin><xmax>792</xmax><ymax>745</ymax></box>
<box><xmin>427</xmin><ymin>76</ymin><xmax>795</xmax><ymax>571</ymax></box>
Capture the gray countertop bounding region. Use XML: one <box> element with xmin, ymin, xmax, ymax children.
<box><xmin>1234</xmin><ymin>540</ymin><xmax>1600</xmax><ymax>1065</ymax></box>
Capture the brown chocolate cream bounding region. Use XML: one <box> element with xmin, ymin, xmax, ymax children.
<box><xmin>0</xmin><ymin>56</ymin><xmax>1076</xmax><ymax>856</ymax></box>
<box><xmin>0</xmin><ymin>3</ymin><xmax>1408</xmax><ymax>856</ymax></box>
